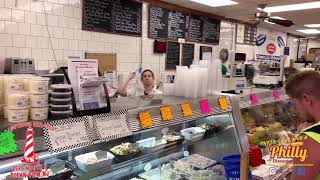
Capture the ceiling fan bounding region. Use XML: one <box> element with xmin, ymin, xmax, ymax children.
<box><xmin>252</xmin><ymin>3</ymin><xmax>295</xmax><ymax>27</ymax></box>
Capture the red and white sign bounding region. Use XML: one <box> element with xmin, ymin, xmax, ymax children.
<box><xmin>266</xmin><ymin>43</ymin><xmax>276</xmax><ymax>54</ymax></box>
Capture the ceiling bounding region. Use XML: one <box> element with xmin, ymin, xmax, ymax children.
<box><xmin>160</xmin><ymin>0</ymin><xmax>320</xmax><ymax>37</ymax></box>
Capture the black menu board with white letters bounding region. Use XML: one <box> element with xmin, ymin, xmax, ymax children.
<box><xmin>189</xmin><ymin>15</ymin><xmax>221</xmax><ymax>45</ymax></box>
<box><xmin>149</xmin><ymin>5</ymin><xmax>189</xmax><ymax>40</ymax></box>
<box><xmin>182</xmin><ymin>43</ymin><xmax>194</xmax><ymax>67</ymax></box>
<box><xmin>166</xmin><ymin>41</ymin><xmax>180</xmax><ymax>70</ymax></box>
<box><xmin>82</xmin><ymin>0</ymin><xmax>142</xmax><ymax>36</ymax></box>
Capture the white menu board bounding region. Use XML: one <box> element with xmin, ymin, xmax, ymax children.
<box><xmin>43</xmin><ymin>117</ymin><xmax>92</xmax><ymax>153</ymax></box>
<box><xmin>93</xmin><ymin>110</ymin><xmax>132</xmax><ymax>141</ymax></box>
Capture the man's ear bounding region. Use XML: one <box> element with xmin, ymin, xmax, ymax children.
<box><xmin>303</xmin><ymin>94</ymin><xmax>313</xmax><ymax>106</ymax></box>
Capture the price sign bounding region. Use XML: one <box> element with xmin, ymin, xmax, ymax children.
<box><xmin>218</xmin><ymin>97</ymin><xmax>228</xmax><ymax>110</ymax></box>
<box><xmin>43</xmin><ymin>117</ymin><xmax>92</xmax><ymax>153</ymax></box>
<box><xmin>93</xmin><ymin>111</ymin><xmax>132</xmax><ymax>141</ymax></box>
<box><xmin>200</xmin><ymin>99</ymin><xmax>211</xmax><ymax>113</ymax></box>
<box><xmin>273</xmin><ymin>90</ymin><xmax>281</xmax><ymax>100</ymax></box>
<box><xmin>250</xmin><ymin>94</ymin><xmax>259</xmax><ymax>105</ymax></box>
<box><xmin>139</xmin><ymin>111</ymin><xmax>154</xmax><ymax>128</ymax></box>
<box><xmin>160</xmin><ymin>106</ymin><xmax>173</xmax><ymax>121</ymax></box>
<box><xmin>181</xmin><ymin>102</ymin><xmax>193</xmax><ymax>117</ymax></box>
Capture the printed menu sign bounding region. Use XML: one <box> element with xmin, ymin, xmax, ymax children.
<box><xmin>43</xmin><ymin>117</ymin><xmax>92</xmax><ymax>153</ymax></box>
<box><xmin>149</xmin><ymin>5</ymin><xmax>189</xmax><ymax>40</ymax></box>
<box><xmin>166</xmin><ymin>41</ymin><xmax>180</xmax><ymax>70</ymax></box>
<box><xmin>189</xmin><ymin>15</ymin><xmax>220</xmax><ymax>45</ymax></box>
<box><xmin>93</xmin><ymin>111</ymin><xmax>132</xmax><ymax>141</ymax></box>
<box><xmin>83</xmin><ymin>0</ymin><xmax>142</xmax><ymax>36</ymax></box>
<box><xmin>181</xmin><ymin>102</ymin><xmax>193</xmax><ymax>117</ymax></box>
<box><xmin>139</xmin><ymin>111</ymin><xmax>154</xmax><ymax>129</ymax></box>
<box><xmin>182</xmin><ymin>43</ymin><xmax>194</xmax><ymax>67</ymax></box>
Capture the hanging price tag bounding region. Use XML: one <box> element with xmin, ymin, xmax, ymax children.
<box><xmin>181</xmin><ymin>102</ymin><xmax>192</xmax><ymax>117</ymax></box>
<box><xmin>250</xmin><ymin>94</ymin><xmax>259</xmax><ymax>105</ymax></box>
<box><xmin>160</xmin><ymin>106</ymin><xmax>173</xmax><ymax>121</ymax></box>
<box><xmin>273</xmin><ymin>90</ymin><xmax>280</xmax><ymax>100</ymax></box>
<box><xmin>218</xmin><ymin>97</ymin><xmax>228</xmax><ymax>110</ymax></box>
<box><xmin>139</xmin><ymin>111</ymin><xmax>154</xmax><ymax>128</ymax></box>
<box><xmin>200</xmin><ymin>99</ymin><xmax>211</xmax><ymax>113</ymax></box>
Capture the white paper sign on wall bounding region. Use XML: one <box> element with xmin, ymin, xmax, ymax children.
<box><xmin>93</xmin><ymin>110</ymin><xmax>133</xmax><ymax>141</ymax></box>
<box><xmin>43</xmin><ymin>117</ymin><xmax>93</xmax><ymax>153</ymax></box>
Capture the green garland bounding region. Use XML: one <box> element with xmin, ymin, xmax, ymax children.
<box><xmin>0</xmin><ymin>130</ymin><xmax>18</xmax><ymax>156</ymax></box>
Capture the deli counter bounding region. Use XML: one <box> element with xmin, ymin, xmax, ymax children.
<box><xmin>0</xmin><ymin>89</ymin><xmax>298</xmax><ymax>180</ymax></box>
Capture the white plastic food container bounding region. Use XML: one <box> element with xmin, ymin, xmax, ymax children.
<box><xmin>30</xmin><ymin>107</ymin><xmax>49</xmax><ymax>121</ymax></box>
<box><xmin>8</xmin><ymin>107</ymin><xmax>29</xmax><ymax>123</ymax></box>
<box><xmin>3</xmin><ymin>76</ymin><xmax>23</xmax><ymax>92</ymax></box>
<box><xmin>5</xmin><ymin>92</ymin><xmax>29</xmax><ymax>108</ymax></box>
<box><xmin>75</xmin><ymin>151</ymin><xmax>114</xmax><ymax>172</ymax></box>
<box><xmin>29</xmin><ymin>77</ymin><xmax>50</xmax><ymax>93</ymax></box>
<box><xmin>30</xmin><ymin>93</ymin><xmax>49</xmax><ymax>107</ymax></box>
<box><xmin>181</xmin><ymin>127</ymin><xmax>206</xmax><ymax>142</ymax></box>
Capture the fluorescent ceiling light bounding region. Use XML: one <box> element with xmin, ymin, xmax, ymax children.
<box><xmin>305</xmin><ymin>24</ymin><xmax>320</xmax><ymax>28</ymax></box>
<box><xmin>190</xmin><ymin>0</ymin><xmax>238</xmax><ymax>7</ymax></box>
<box><xmin>296</xmin><ymin>29</ymin><xmax>320</xmax><ymax>34</ymax></box>
<box><xmin>270</xmin><ymin>16</ymin><xmax>286</xmax><ymax>20</ymax></box>
<box><xmin>259</xmin><ymin>1</ymin><xmax>320</xmax><ymax>13</ymax></box>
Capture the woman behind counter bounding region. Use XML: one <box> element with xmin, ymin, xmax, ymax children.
<box><xmin>117</xmin><ymin>69</ymin><xmax>162</xmax><ymax>97</ymax></box>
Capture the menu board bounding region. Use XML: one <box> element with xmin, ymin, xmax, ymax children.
<box><xmin>149</xmin><ymin>5</ymin><xmax>189</xmax><ymax>40</ymax></box>
<box><xmin>182</xmin><ymin>43</ymin><xmax>194</xmax><ymax>67</ymax></box>
<box><xmin>93</xmin><ymin>111</ymin><xmax>132</xmax><ymax>141</ymax></box>
<box><xmin>236</xmin><ymin>24</ymin><xmax>256</xmax><ymax>45</ymax></box>
<box><xmin>166</xmin><ymin>41</ymin><xmax>180</xmax><ymax>70</ymax></box>
<box><xmin>43</xmin><ymin>117</ymin><xmax>92</xmax><ymax>153</ymax></box>
<box><xmin>82</xmin><ymin>0</ymin><xmax>142</xmax><ymax>36</ymax></box>
<box><xmin>189</xmin><ymin>15</ymin><xmax>221</xmax><ymax>45</ymax></box>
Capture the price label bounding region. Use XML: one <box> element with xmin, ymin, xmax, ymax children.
<box><xmin>218</xmin><ymin>97</ymin><xmax>228</xmax><ymax>110</ymax></box>
<box><xmin>200</xmin><ymin>99</ymin><xmax>211</xmax><ymax>113</ymax></box>
<box><xmin>181</xmin><ymin>102</ymin><xmax>192</xmax><ymax>117</ymax></box>
<box><xmin>160</xmin><ymin>106</ymin><xmax>173</xmax><ymax>121</ymax></box>
<box><xmin>273</xmin><ymin>90</ymin><xmax>280</xmax><ymax>100</ymax></box>
<box><xmin>250</xmin><ymin>94</ymin><xmax>259</xmax><ymax>105</ymax></box>
<box><xmin>139</xmin><ymin>111</ymin><xmax>154</xmax><ymax>128</ymax></box>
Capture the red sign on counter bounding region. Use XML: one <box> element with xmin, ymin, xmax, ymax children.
<box><xmin>273</xmin><ymin>90</ymin><xmax>281</xmax><ymax>100</ymax></box>
<box><xmin>250</xmin><ymin>94</ymin><xmax>259</xmax><ymax>105</ymax></box>
<box><xmin>200</xmin><ymin>100</ymin><xmax>211</xmax><ymax>113</ymax></box>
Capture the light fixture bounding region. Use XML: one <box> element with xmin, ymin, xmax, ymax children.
<box><xmin>305</xmin><ymin>24</ymin><xmax>320</xmax><ymax>28</ymax></box>
<box><xmin>259</xmin><ymin>1</ymin><xmax>320</xmax><ymax>13</ymax></box>
<box><xmin>270</xmin><ymin>16</ymin><xmax>286</xmax><ymax>20</ymax></box>
<box><xmin>296</xmin><ymin>29</ymin><xmax>320</xmax><ymax>34</ymax></box>
<box><xmin>190</xmin><ymin>0</ymin><xmax>238</xmax><ymax>7</ymax></box>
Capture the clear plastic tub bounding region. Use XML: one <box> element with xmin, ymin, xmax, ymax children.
<box><xmin>50</xmin><ymin>104</ymin><xmax>70</xmax><ymax>111</ymax></box>
<box><xmin>8</xmin><ymin>107</ymin><xmax>29</xmax><ymax>123</ymax></box>
<box><xmin>50</xmin><ymin>98</ymin><xmax>71</xmax><ymax>105</ymax></box>
<box><xmin>30</xmin><ymin>107</ymin><xmax>49</xmax><ymax>121</ymax></box>
<box><xmin>50</xmin><ymin>110</ymin><xmax>71</xmax><ymax>120</ymax></box>
<box><xmin>30</xmin><ymin>93</ymin><xmax>49</xmax><ymax>107</ymax></box>
<box><xmin>29</xmin><ymin>77</ymin><xmax>50</xmax><ymax>93</ymax></box>
<box><xmin>5</xmin><ymin>92</ymin><xmax>30</xmax><ymax>108</ymax></box>
<box><xmin>51</xmin><ymin>84</ymin><xmax>72</xmax><ymax>93</ymax></box>
<box><xmin>50</xmin><ymin>92</ymin><xmax>72</xmax><ymax>99</ymax></box>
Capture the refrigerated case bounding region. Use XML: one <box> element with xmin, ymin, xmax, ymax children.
<box><xmin>0</xmin><ymin>95</ymin><xmax>248</xmax><ymax>180</ymax></box>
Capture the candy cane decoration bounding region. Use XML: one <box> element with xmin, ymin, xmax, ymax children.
<box><xmin>21</xmin><ymin>127</ymin><xmax>39</xmax><ymax>164</ymax></box>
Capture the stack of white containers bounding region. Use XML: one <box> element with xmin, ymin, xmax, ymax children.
<box><xmin>170</xmin><ymin>59</ymin><xmax>223</xmax><ymax>98</ymax></box>
<box><xmin>50</xmin><ymin>84</ymin><xmax>72</xmax><ymax>120</ymax></box>
<box><xmin>0</xmin><ymin>75</ymin><xmax>49</xmax><ymax>122</ymax></box>
<box><xmin>28</xmin><ymin>77</ymin><xmax>50</xmax><ymax>121</ymax></box>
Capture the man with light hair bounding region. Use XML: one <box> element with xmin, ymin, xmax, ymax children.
<box><xmin>285</xmin><ymin>71</ymin><xmax>320</xmax><ymax>180</ymax></box>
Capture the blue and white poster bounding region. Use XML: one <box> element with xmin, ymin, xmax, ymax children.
<box><xmin>255</xmin><ymin>28</ymin><xmax>287</xmax><ymax>61</ymax></box>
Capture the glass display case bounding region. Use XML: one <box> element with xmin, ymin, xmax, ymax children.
<box><xmin>0</xmin><ymin>95</ymin><xmax>248</xmax><ymax>180</ymax></box>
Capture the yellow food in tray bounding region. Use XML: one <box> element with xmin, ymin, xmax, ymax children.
<box><xmin>181</xmin><ymin>102</ymin><xmax>192</xmax><ymax>117</ymax></box>
<box><xmin>139</xmin><ymin>111</ymin><xmax>154</xmax><ymax>128</ymax></box>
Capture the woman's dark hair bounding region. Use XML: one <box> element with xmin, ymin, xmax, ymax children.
<box><xmin>141</xmin><ymin>69</ymin><xmax>155</xmax><ymax>80</ymax></box>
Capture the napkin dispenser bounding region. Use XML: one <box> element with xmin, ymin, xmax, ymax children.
<box><xmin>4</xmin><ymin>57</ymin><xmax>35</xmax><ymax>74</ymax></box>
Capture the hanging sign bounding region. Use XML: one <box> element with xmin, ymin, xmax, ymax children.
<box><xmin>200</xmin><ymin>100</ymin><xmax>211</xmax><ymax>113</ymax></box>
<box><xmin>250</xmin><ymin>94</ymin><xmax>259</xmax><ymax>105</ymax></box>
<box><xmin>181</xmin><ymin>102</ymin><xmax>193</xmax><ymax>117</ymax></box>
<box><xmin>218</xmin><ymin>97</ymin><xmax>228</xmax><ymax>111</ymax></box>
<box><xmin>43</xmin><ymin>117</ymin><xmax>93</xmax><ymax>153</ymax></box>
<box><xmin>160</xmin><ymin>106</ymin><xmax>173</xmax><ymax>121</ymax></box>
<box><xmin>139</xmin><ymin>111</ymin><xmax>154</xmax><ymax>129</ymax></box>
<box><xmin>93</xmin><ymin>110</ymin><xmax>132</xmax><ymax>141</ymax></box>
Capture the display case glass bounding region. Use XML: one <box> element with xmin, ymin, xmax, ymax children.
<box><xmin>0</xmin><ymin>95</ymin><xmax>246</xmax><ymax>180</ymax></box>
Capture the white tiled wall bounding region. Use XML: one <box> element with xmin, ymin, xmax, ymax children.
<box><xmin>0</xmin><ymin>0</ymin><xmax>234</xmax><ymax>81</ymax></box>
